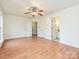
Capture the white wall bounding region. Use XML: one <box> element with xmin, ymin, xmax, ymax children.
<box><xmin>52</xmin><ymin>5</ymin><xmax>79</xmax><ymax>48</ymax></box>
<box><xmin>0</xmin><ymin>9</ymin><xmax>3</xmax><ymax>15</ymax></box>
<box><xmin>38</xmin><ymin>17</ymin><xmax>51</xmax><ymax>40</ymax></box>
<box><xmin>4</xmin><ymin>14</ymin><xmax>32</xmax><ymax>39</ymax></box>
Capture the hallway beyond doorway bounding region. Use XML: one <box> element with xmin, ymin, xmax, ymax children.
<box><xmin>32</xmin><ymin>21</ymin><xmax>37</xmax><ymax>36</ymax></box>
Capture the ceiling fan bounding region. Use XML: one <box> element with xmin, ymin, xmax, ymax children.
<box><xmin>25</xmin><ymin>6</ymin><xmax>43</xmax><ymax>17</ymax></box>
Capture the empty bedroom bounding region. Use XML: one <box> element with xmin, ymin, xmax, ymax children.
<box><xmin>0</xmin><ymin>0</ymin><xmax>79</xmax><ymax>59</ymax></box>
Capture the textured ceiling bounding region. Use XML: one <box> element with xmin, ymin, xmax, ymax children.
<box><xmin>0</xmin><ymin>0</ymin><xmax>79</xmax><ymax>17</ymax></box>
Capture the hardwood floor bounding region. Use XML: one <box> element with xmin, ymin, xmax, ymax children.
<box><xmin>0</xmin><ymin>36</ymin><xmax>79</xmax><ymax>59</ymax></box>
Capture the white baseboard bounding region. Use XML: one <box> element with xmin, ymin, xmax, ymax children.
<box><xmin>60</xmin><ymin>41</ymin><xmax>79</xmax><ymax>49</ymax></box>
<box><xmin>38</xmin><ymin>35</ymin><xmax>51</xmax><ymax>40</ymax></box>
<box><xmin>4</xmin><ymin>36</ymin><xmax>32</xmax><ymax>40</ymax></box>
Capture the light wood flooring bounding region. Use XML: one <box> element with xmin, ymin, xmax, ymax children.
<box><xmin>0</xmin><ymin>36</ymin><xmax>79</xmax><ymax>59</ymax></box>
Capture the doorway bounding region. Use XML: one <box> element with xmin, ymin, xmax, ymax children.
<box><xmin>51</xmin><ymin>16</ymin><xmax>60</xmax><ymax>41</ymax></box>
<box><xmin>32</xmin><ymin>21</ymin><xmax>37</xmax><ymax>37</ymax></box>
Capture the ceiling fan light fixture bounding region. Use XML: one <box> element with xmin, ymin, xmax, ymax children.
<box><xmin>25</xmin><ymin>6</ymin><xmax>43</xmax><ymax>17</ymax></box>
<box><xmin>32</xmin><ymin>12</ymin><xmax>37</xmax><ymax>15</ymax></box>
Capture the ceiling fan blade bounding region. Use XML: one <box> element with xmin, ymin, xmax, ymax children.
<box><xmin>24</xmin><ymin>12</ymin><xmax>31</xmax><ymax>14</ymax></box>
<box><xmin>38</xmin><ymin>10</ymin><xmax>43</xmax><ymax>12</ymax></box>
<box><xmin>38</xmin><ymin>13</ymin><xmax>43</xmax><ymax>16</ymax></box>
<box><xmin>28</xmin><ymin>9</ymin><xmax>31</xmax><ymax>10</ymax></box>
